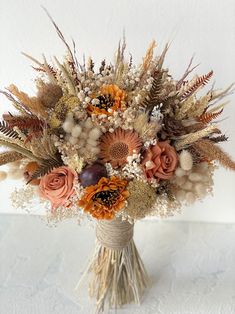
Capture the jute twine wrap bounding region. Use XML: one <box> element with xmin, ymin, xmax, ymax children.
<box><xmin>96</xmin><ymin>218</ymin><xmax>134</xmax><ymax>250</ymax></box>
<box><xmin>76</xmin><ymin>217</ymin><xmax>149</xmax><ymax>313</ymax></box>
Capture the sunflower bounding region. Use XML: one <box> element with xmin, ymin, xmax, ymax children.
<box><xmin>87</xmin><ymin>84</ymin><xmax>126</xmax><ymax>115</ymax></box>
<box><xmin>78</xmin><ymin>176</ymin><xmax>129</xmax><ymax>220</ymax></box>
<box><xmin>99</xmin><ymin>128</ymin><xmax>142</xmax><ymax>168</ymax></box>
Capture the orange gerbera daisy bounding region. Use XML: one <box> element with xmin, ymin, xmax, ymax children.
<box><xmin>99</xmin><ymin>128</ymin><xmax>142</xmax><ymax>168</ymax></box>
<box><xmin>87</xmin><ymin>84</ymin><xmax>126</xmax><ymax>115</ymax></box>
<box><xmin>78</xmin><ymin>176</ymin><xmax>129</xmax><ymax>220</ymax></box>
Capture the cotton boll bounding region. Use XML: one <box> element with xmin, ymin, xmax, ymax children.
<box><xmin>175</xmin><ymin>176</ymin><xmax>187</xmax><ymax>186</ymax></box>
<box><xmin>185</xmin><ymin>192</ymin><xmax>196</xmax><ymax>204</ymax></box>
<box><xmin>175</xmin><ymin>190</ymin><xmax>186</xmax><ymax>202</ymax></box>
<box><xmin>87</xmin><ymin>138</ymin><xmax>98</xmax><ymax>147</ymax></box>
<box><xmin>80</xmin><ymin>132</ymin><xmax>87</xmax><ymax>139</ymax></box>
<box><xmin>69</xmin><ymin>136</ymin><xmax>78</xmax><ymax>145</ymax></box>
<box><xmin>78</xmin><ymin>139</ymin><xmax>85</xmax><ymax>147</ymax></box>
<box><xmin>179</xmin><ymin>150</ymin><xmax>193</xmax><ymax>171</ymax></box>
<box><xmin>188</xmin><ymin>172</ymin><xmax>203</xmax><ymax>182</ymax></box>
<box><xmin>175</xmin><ymin>167</ymin><xmax>186</xmax><ymax>177</ymax></box>
<box><xmin>84</xmin><ymin>118</ymin><xmax>93</xmax><ymax>129</ymax></box>
<box><xmin>183</xmin><ymin>181</ymin><xmax>193</xmax><ymax>191</ymax></box>
<box><xmin>71</xmin><ymin>125</ymin><xmax>82</xmax><ymax>138</ymax></box>
<box><xmin>0</xmin><ymin>171</ymin><xmax>7</xmax><ymax>181</ymax></box>
<box><xmin>63</xmin><ymin>120</ymin><xmax>74</xmax><ymax>133</ymax></box>
<box><xmin>194</xmin><ymin>183</ymin><xmax>206</xmax><ymax>197</ymax></box>
<box><xmin>89</xmin><ymin>128</ymin><xmax>102</xmax><ymax>140</ymax></box>
<box><xmin>90</xmin><ymin>147</ymin><xmax>100</xmax><ymax>154</ymax></box>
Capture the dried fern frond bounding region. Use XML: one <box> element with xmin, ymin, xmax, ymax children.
<box><xmin>197</xmin><ymin>108</ymin><xmax>223</xmax><ymax>124</ymax></box>
<box><xmin>180</xmin><ymin>70</ymin><xmax>213</xmax><ymax>100</ymax></box>
<box><xmin>3</xmin><ymin>114</ymin><xmax>44</xmax><ymax>132</ymax></box>
<box><xmin>142</xmin><ymin>70</ymin><xmax>164</xmax><ymax>109</ymax></box>
<box><xmin>194</xmin><ymin>139</ymin><xmax>235</xmax><ymax>170</ymax></box>
<box><xmin>0</xmin><ymin>151</ymin><xmax>23</xmax><ymax>166</ymax></box>
<box><xmin>209</xmin><ymin>134</ymin><xmax>228</xmax><ymax>143</ymax></box>
<box><xmin>175</xmin><ymin>124</ymin><xmax>219</xmax><ymax>150</ymax></box>
<box><xmin>28</xmin><ymin>157</ymin><xmax>63</xmax><ymax>183</ymax></box>
<box><xmin>0</xmin><ymin>139</ymin><xmax>43</xmax><ymax>163</ymax></box>
<box><xmin>0</xmin><ymin>121</ymin><xmax>20</xmax><ymax>139</ymax></box>
<box><xmin>7</xmin><ymin>85</ymin><xmax>48</xmax><ymax>119</ymax></box>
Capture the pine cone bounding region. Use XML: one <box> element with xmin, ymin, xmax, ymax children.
<box><xmin>160</xmin><ymin>116</ymin><xmax>186</xmax><ymax>139</ymax></box>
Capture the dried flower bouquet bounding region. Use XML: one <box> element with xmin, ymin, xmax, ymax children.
<box><xmin>0</xmin><ymin>11</ymin><xmax>235</xmax><ymax>313</ymax></box>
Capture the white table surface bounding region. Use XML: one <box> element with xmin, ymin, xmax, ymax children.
<box><xmin>0</xmin><ymin>215</ymin><xmax>235</xmax><ymax>314</ymax></box>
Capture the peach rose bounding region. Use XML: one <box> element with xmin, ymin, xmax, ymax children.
<box><xmin>39</xmin><ymin>166</ymin><xmax>77</xmax><ymax>211</ymax></box>
<box><xmin>141</xmin><ymin>141</ymin><xmax>178</xmax><ymax>181</ymax></box>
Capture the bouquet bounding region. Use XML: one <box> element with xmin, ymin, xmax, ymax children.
<box><xmin>0</xmin><ymin>12</ymin><xmax>234</xmax><ymax>313</ymax></box>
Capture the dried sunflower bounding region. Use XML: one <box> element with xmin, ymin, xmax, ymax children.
<box><xmin>78</xmin><ymin>176</ymin><xmax>129</xmax><ymax>220</ymax></box>
<box><xmin>99</xmin><ymin>128</ymin><xmax>142</xmax><ymax>168</ymax></box>
<box><xmin>87</xmin><ymin>84</ymin><xmax>126</xmax><ymax>115</ymax></box>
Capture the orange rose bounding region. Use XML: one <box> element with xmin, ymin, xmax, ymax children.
<box><xmin>141</xmin><ymin>141</ymin><xmax>178</xmax><ymax>181</ymax></box>
<box><xmin>39</xmin><ymin>166</ymin><xmax>77</xmax><ymax>211</ymax></box>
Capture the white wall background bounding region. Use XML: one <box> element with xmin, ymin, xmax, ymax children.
<box><xmin>0</xmin><ymin>0</ymin><xmax>234</xmax><ymax>222</ymax></box>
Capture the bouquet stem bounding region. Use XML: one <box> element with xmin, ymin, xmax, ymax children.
<box><xmin>83</xmin><ymin>218</ymin><xmax>149</xmax><ymax>313</ymax></box>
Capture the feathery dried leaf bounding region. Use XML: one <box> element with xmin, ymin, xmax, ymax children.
<box><xmin>209</xmin><ymin>134</ymin><xmax>229</xmax><ymax>143</ymax></box>
<box><xmin>142</xmin><ymin>70</ymin><xmax>164</xmax><ymax>109</ymax></box>
<box><xmin>180</xmin><ymin>70</ymin><xmax>213</xmax><ymax>100</ymax></box>
<box><xmin>3</xmin><ymin>114</ymin><xmax>44</xmax><ymax>132</ymax></box>
<box><xmin>0</xmin><ymin>121</ymin><xmax>20</xmax><ymax>139</ymax></box>
<box><xmin>197</xmin><ymin>109</ymin><xmax>223</xmax><ymax>124</ymax></box>
<box><xmin>28</xmin><ymin>158</ymin><xmax>63</xmax><ymax>183</ymax></box>
<box><xmin>194</xmin><ymin>139</ymin><xmax>235</xmax><ymax>170</ymax></box>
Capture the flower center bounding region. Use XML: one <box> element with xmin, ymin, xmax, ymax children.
<box><xmin>95</xmin><ymin>94</ymin><xmax>114</xmax><ymax>111</ymax></box>
<box><xmin>109</xmin><ymin>142</ymin><xmax>129</xmax><ymax>160</ymax></box>
<box><xmin>93</xmin><ymin>190</ymin><xmax>120</xmax><ymax>207</ymax></box>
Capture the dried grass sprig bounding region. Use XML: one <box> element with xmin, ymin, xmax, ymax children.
<box><xmin>194</xmin><ymin>139</ymin><xmax>235</xmax><ymax>170</ymax></box>
<box><xmin>0</xmin><ymin>151</ymin><xmax>23</xmax><ymax>166</ymax></box>
<box><xmin>176</xmin><ymin>56</ymin><xmax>199</xmax><ymax>90</ymax></box>
<box><xmin>21</xmin><ymin>52</ymin><xmax>57</xmax><ymax>84</ymax></box>
<box><xmin>175</xmin><ymin>124</ymin><xmax>219</xmax><ymax>150</ymax></box>
<box><xmin>180</xmin><ymin>70</ymin><xmax>213</xmax><ymax>100</ymax></box>
<box><xmin>139</xmin><ymin>40</ymin><xmax>156</xmax><ymax>82</ymax></box>
<box><xmin>54</xmin><ymin>56</ymin><xmax>77</xmax><ymax>95</ymax></box>
<box><xmin>0</xmin><ymin>90</ymin><xmax>32</xmax><ymax>116</ymax></box>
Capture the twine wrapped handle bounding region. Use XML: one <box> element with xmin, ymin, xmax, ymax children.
<box><xmin>96</xmin><ymin>217</ymin><xmax>134</xmax><ymax>250</ymax></box>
